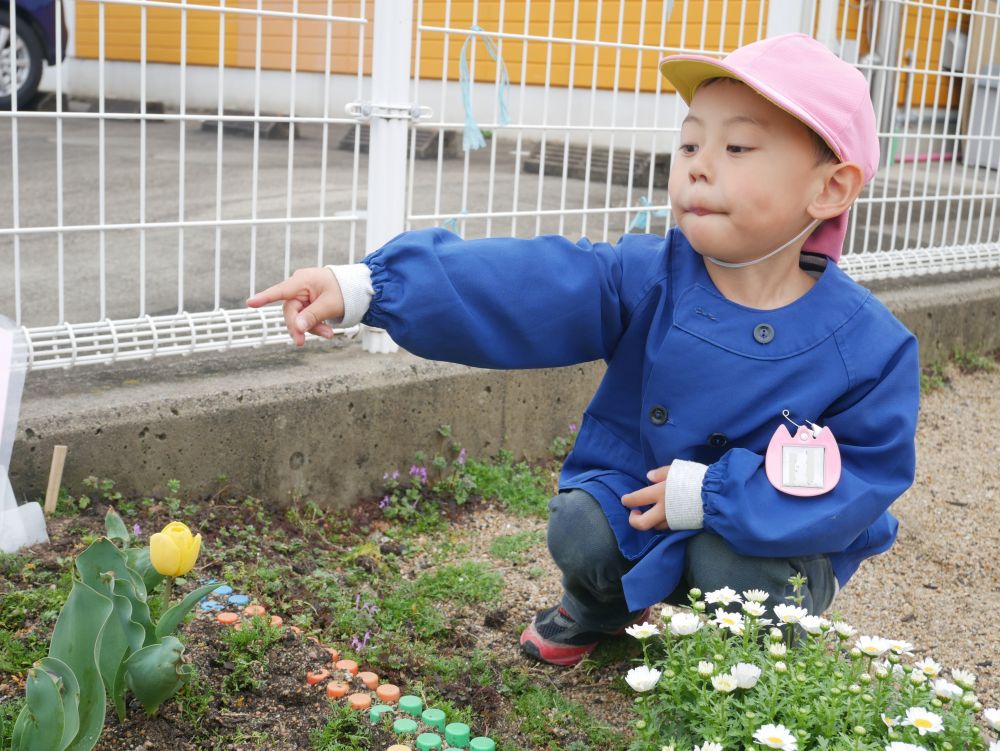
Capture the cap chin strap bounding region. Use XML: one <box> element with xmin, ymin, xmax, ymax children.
<box><xmin>705</xmin><ymin>219</ymin><xmax>821</xmax><ymax>269</ymax></box>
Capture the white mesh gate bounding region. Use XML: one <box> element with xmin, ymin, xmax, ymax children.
<box><xmin>2</xmin><ymin>0</ymin><xmax>999</xmax><ymax>369</ymax></box>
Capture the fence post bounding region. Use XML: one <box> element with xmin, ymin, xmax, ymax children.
<box><xmin>360</xmin><ymin>0</ymin><xmax>414</xmax><ymax>354</ymax></box>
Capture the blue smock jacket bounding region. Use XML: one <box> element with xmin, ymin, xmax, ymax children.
<box><xmin>360</xmin><ymin>227</ymin><xmax>920</xmax><ymax>610</ymax></box>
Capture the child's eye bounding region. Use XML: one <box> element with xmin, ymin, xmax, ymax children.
<box><xmin>727</xmin><ymin>145</ymin><xmax>753</xmax><ymax>154</ymax></box>
<box><xmin>679</xmin><ymin>144</ymin><xmax>698</xmax><ymax>155</ymax></box>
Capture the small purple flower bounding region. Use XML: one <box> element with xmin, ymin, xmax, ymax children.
<box><xmin>379</xmin><ymin>495</ymin><xmax>391</xmax><ymax>509</ymax></box>
<box><xmin>133</xmin><ymin>523</ymin><xmax>142</xmax><ymax>537</ymax></box>
<box><xmin>569</xmin><ymin>422</ymin><xmax>578</xmax><ymax>434</ymax></box>
<box><xmin>409</xmin><ymin>465</ymin><xmax>428</xmax><ymax>483</ymax></box>
<box><xmin>391</xmin><ymin>470</ymin><xmax>399</xmax><ymax>480</ymax></box>
<box><xmin>457</xmin><ymin>448</ymin><xmax>467</xmax><ymax>465</ymax></box>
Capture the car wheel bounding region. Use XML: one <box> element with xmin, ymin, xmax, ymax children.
<box><xmin>0</xmin><ymin>9</ymin><xmax>45</xmax><ymax>110</ymax></box>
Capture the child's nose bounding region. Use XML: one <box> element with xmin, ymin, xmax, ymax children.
<box><xmin>687</xmin><ymin>152</ymin><xmax>712</xmax><ymax>183</ymax></box>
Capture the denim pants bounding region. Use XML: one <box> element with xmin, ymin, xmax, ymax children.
<box><xmin>547</xmin><ymin>488</ymin><xmax>838</xmax><ymax>631</ymax></box>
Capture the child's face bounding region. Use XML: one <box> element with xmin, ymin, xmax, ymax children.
<box><xmin>668</xmin><ymin>80</ymin><xmax>830</xmax><ymax>262</ymax></box>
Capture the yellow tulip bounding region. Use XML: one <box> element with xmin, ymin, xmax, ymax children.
<box><xmin>149</xmin><ymin>521</ymin><xmax>202</xmax><ymax>577</ymax></box>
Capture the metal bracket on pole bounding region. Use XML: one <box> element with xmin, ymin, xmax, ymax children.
<box><xmin>345</xmin><ymin>102</ymin><xmax>433</xmax><ymax>122</ymax></box>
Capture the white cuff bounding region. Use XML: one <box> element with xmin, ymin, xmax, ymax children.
<box><xmin>325</xmin><ymin>264</ymin><xmax>374</xmax><ymax>328</ymax></box>
<box><xmin>665</xmin><ymin>459</ymin><xmax>708</xmax><ymax>530</ymax></box>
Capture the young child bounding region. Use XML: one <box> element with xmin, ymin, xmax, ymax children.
<box><xmin>247</xmin><ymin>34</ymin><xmax>919</xmax><ymax>667</ymax></box>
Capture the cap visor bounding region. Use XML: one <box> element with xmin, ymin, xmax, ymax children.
<box><xmin>659</xmin><ymin>55</ymin><xmax>743</xmax><ymax>104</ymax></box>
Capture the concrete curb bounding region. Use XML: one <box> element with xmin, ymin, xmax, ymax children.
<box><xmin>10</xmin><ymin>271</ymin><xmax>1000</xmax><ymax>505</ymax></box>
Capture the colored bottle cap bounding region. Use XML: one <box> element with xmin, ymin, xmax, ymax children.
<box><xmin>348</xmin><ymin>693</ymin><xmax>371</xmax><ymax>711</ymax></box>
<box><xmin>270</xmin><ymin>615</ymin><xmax>283</xmax><ymax>627</ymax></box>
<box><xmin>216</xmin><ymin>612</ymin><xmax>239</xmax><ymax>626</ymax></box>
<box><xmin>228</xmin><ymin>593</ymin><xmax>250</xmax><ymax>606</ymax></box>
<box><xmin>243</xmin><ymin>604</ymin><xmax>267</xmax><ymax>617</ymax></box>
<box><xmin>212</xmin><ymin>584</ymin><xmax>233</xmax><ymax>596</ymax></box>
<box><xmin>358</xmin><ymin>670</ymin><xmax>379</xmax><ymax>689</ymax></box>
<box><xmin>416</xmin><ymin>733</ymin><xmax>443</xmax><ymax>751</ymax></box>
<box><xmin>399</xmin><ymin>695</ymin><xmax>423</xmax><ymax>717</ymax></box>
<box><xmin>335</xmin><ymin>659</ymin><xmax>359</xmax><ymax>675</ymax></box>
<box><xmin>387</xmin><ymin>746</ymin><xmax>412</xmax><ymax>751</ymax></box>
<box><xmin>421</xmin><ymin>708</ymin><xmax>446</xmax><ymax>730</ymax></box>
<box><xmin>469</xmin><ymin>738</ymin><xmax>495</xmax><ymax>751</ymax></box>
<box><xmin>376</xmin><ymin>683</ymin><xmax>401</xmax><ymax>703</ymax></box>
<box><xmin>369</xmin><ymin>704</ymin><xmax>394</xmax><ymax>724</ymax></box>
<box><xmin>393</xmin><ymin>718</ymin><xmax>419</xmax><ymax>735</ymax></box>
<box><xmin>198</xmin><ymin>600</ymin><xmax>224</xmax><ymax>611</ymax></box>
<box><xmin>444</xmin><ymin>723</ymin><xmax>470</xmax><ymax>748</ymax></box>
<box><xmin>306</xmin><ymin>669</ymin><xmax>330</xmax><ymax>686</ymax></box>
<box><xmin>325</xmin><ymin>680</ymin><xmax>349</xmax><ymax>699</ymax></box>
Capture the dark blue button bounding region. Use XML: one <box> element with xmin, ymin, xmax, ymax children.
<box><xmin>649</xmin><ymin>405</ymin><xmax>669</xmax><ymax>425</ymax></box>
<box><xmin>708</xmin><ymin>433</ymin><xmax>728</xmax><ymax>449</ymax></box>
<box><xmin>753</xmin><ymin>323</ymin><xmax>775</xmax><ymax>344</ymax></box>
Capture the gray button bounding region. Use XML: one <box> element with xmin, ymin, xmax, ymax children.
<box><xmin>649</xmin><ymin>405</ymin><xmax>669</xmax><ymax>425</ymax></box>
<box><xmin>708</xmin><ymin>432</ymin><xmax>728</xmax><ymax>448</ymax></box>
<box><xmin>753</xmin><ymin>323</ymin><xmax>775</xmax><ymax>344</ymax></box>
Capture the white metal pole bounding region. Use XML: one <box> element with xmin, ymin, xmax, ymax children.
<box><xmin>361</xmin><ymin>0</ymin><xmax>414</xmax><ymax>354</ymax></box>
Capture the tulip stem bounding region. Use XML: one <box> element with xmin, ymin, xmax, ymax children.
<box><xmin>162</xmin><ymin>576</ymin><xmax>175</xmax><ymax>614</ymax></box>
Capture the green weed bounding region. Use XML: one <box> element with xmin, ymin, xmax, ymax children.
<box><xmin>219</xmin><ymin>615</ymin><xmax>285</xmax><ymax>694</ymax></box>
<box><xmin>310</xmin><ymin>702</ymin><xmax>375</xmax><ymax>751</ymax></box>
<box><xmin>489</xmin><ymin>530</ymin><xmax>546</xmax><ymax>564</ymax></box>
<box><xmin>0</xmin><ymin>696</ymin><xmax>24</xmax><ymax>749</ymax></box>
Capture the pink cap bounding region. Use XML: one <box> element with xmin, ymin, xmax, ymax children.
<box><xmin>659</xmin><ymin>34</ymin><xmax>879</xmax><ymax>262</ymax></box>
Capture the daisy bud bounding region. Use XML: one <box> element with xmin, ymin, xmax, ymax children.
<box><xmin>862</xmin><ymin>693</ymin><xmax>874</xmax><ymax>703</ymax></box>
<box><xmin>848</xmin><ymin>684</ymin><xmax>861</xmax><ymax>694</ymax></box>
<box><xmin>774</xmin><ymin>661</ymin><xmax>787</xmax><ymax>673</ymax></box>
<box><xmin>961</xmin><ymin>694</ymin><xmax>976</xmax><ymax>707</ymax></box>
<box><xmin>849</xmin><ymin>647</ymin><xmax>862</xmax><ymax>659</ymax></box>
<box><xmin>769</xmin><ymin>643</ymin><xmax>787</xmax><ymax>658</ymax></box>
<box><xmin>697</xmin><ymin>661</ymin><xmax>715</xmax><ymax>677</ymax></box>
<box><xmin>693</xmin><ymin>601</ymin><xmax>706</xmax><ymax>612</ymax></box>
<box><xmin>887</xmin><ymin>653</ymin><xmax>901</xmax><ymax>664</ymax></box>
<box><xmin>860</xmin><ymin>673</ymin><xmax>872</xmax><ymax>684</ymax></box>
<box><xmin>875</xmin><ymin>667</ymin><xmax>889</xmax><ymax>679</ymax></box>
<box><xmin>636</xmin><ymin>720</ymin><xmax>646</xmax><ymax>730</ymax></box>
<box><xmin>910</xmin><ymin>671</ymin><xmax>927</xmax><ymax>685</ymax></box>
<box><xmin>688</xmin><ymin>588</ymin><xmax>702</xmax><ymax>599</ymax></box>
<box><xmin>830</xmin><ymin>686</ymin><xmax>842</xmax><ymax>695</ymax></box>
<box><xmin>853</xmin><ymin>726</ymin><xmax>866</xmax><ymax>736</ymax></box>
<box><xmin>931</xmin><ymin>698</ymin><xmax>943</xmax><ymax>708</ymax></box>
<box><xmin>769</xmin><ymin>628</ymin><xmax>784</xmax><ymax>642</ymax></box>
<box><xmin>973</xmin><ymin>702</ymin><xmax>982</xmax><ymax>712</ymax></box>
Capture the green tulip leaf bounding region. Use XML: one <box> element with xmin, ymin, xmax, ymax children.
<box><xmin>103</xmin><ymin>508</ymin><xmax>130</xmax><ymax>546</ymax></box>
<box><xmin>38</xmin><ymin>657</ymin><xmax>81</xmax><ymax>751</ymax></box>
<box><xmin>102</xmin><ymin>574</ymin><xmax>148</xmax><ymax>722</ymax></box>
<box><xmin>49</xmin><ymin>579</ymin><xmax>114</xmax><ymax>751</ymax></box>
<box><xmin>11</xmin><ymin>667</ymin><xmax>65</xmax><ymax>751</ymax></box>
<box><xmin>123</xmin><ymin>636</ymin><xmax>187</xmax><ymax>715</ymax></box>
<box><xmin>125</xmin><ymin>546</ymin><xmax>165</xmax><ymax>595</ymax></box>
<box><xmin>113</xmin><ymin>576</ymin><xmax>155</xmax><ymax>649</ymax></box>
<box><xmin>75</xmin><ymin>539</ymin><xmax>132</xmax><ymax>598</ymax></box>
<box><xmin>154</xmin><ymin>581</ymin><xmax>221</xmax><ymax>641</ymax></box>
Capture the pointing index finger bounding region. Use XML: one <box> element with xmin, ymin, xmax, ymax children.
<box><xmin>246</xmin><ymin>279</ymin><xmax>297</xmax><ymax>308</ymax></box>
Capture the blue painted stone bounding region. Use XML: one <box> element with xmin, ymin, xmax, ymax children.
<box><xmin>213</xmin><ymin>585</ymin><xmax>233</xmax><ymax>596</ymax></box>
<box><xmin>198</xmin><ymin>600</ymin><xmax>225</xmax><ymax>612</ymax></box>
<box><xmin>228</xmin><ymin>594</ymin><xmax>250</xmax><ymax>606</ymax></box>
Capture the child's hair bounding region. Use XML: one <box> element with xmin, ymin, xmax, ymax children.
<box><xmin>697</xmin><ymin>77</ymin><xmax>839</xmax><ymax>166</ymax></box>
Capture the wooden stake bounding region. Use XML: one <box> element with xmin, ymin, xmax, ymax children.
<box><xmin>43</xmin><ymin>445</ymin><xmax>68</xmax><ymax>515</ymax></box>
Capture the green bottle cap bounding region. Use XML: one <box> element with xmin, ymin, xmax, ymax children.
<box><xmin>393</xmin><ymin>717</ymin><xmax>419</xmax><ymax>735</ymax></box>
<box><xmin>416</xmin><ymin>732</ymin><xmax>443</xmax><ymax>751</ymax></box>
<box><xmin>469</xmin><ymin>738</ymin><xmax>495</xmax><ymax>751</ymax></box>
<box><xmin>369</xmin><ymin>704</ymin><xmax>394</xmax><ymax>724</ymax></box>
<box><xmin>421</xmin><ymin>708</ymin><xmax>447</xmax><ymax>730</ymax></box>
<box><xmin>444</xmin><ymin>722</ymin><xmax>471</xmax><ymax>748</ymax></box>
<box><xmin>399</xmin><ymin>695</ymin><xmax>424</xmax><ymax>717</ymax></box>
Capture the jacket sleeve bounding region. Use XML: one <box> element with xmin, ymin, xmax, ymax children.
<box><xmin>700</xmin><ymin>323</ymin><xmax>919</xmax><ymax>558</ymax></box>
<box><xmin>360</xmin><ymin>227</ymin><xmax>635</xmax><ymax>369</ymax></box>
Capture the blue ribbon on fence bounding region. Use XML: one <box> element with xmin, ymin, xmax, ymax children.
<box><xmin>628</xmin><ymin>195</ymin><xmax>670</xmax><ymax>233</ymax></box>
<box><xmin>441</xmin><ymin>209</ymin><xmax>468</xmax><ymax>236</ymax></box>
<box><xmin>459</xmin><ymin>25</ymin><xmax>511</xmax><ymax>151</ymax></box>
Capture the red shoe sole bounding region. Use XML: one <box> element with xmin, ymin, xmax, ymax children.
<box><xmin>519</xmin><ymin>620</ymin><xmax>597</xmax><ymax>667</ymax></box>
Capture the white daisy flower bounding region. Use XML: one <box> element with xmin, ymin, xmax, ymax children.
<box><xmin>982</xmin><ymin>707</ymin><xmax>1000</xmax><ymax>730</ymax></box>
<box><xmin>711</xmin><ymin>674</ymin><xmax>738</xmax><ymax>693</ymax></box>
<box><xmin>988</xmin><ymin>741</ymin><xmax>999</xmax><ymax>751</ymax></box>
<box><xmin>833</xmin><ymin>621</ymin><xmax>856</xmax><ymax>638</ymax></box>
<box><xmin>697</xmin><ymin>660</ymin><xmax>715</xmax><ymax>677</ymax></box>
<box><xmin>668</xmin><ymin>612</ymin><xmax>703</xmax><ymax>636</ymax></box>
<box><xmin>880</xmin><ymin>713</ymin><xmax>897</xmax><ymax>727</ymax></box>
<box><xmin>856</xmin><ymin>635</ymin><xmax>892</xmax><ymax>657</ymax></box>
<box><xmin>705</xmin><ymin>587</ymin><xmax>742</xmax><ymax>606</ymax></box>
<box><xmin>624</xmin><ymin>665</ymin><xmax>661</xmax><ymax>692</ymax></box>
<box><xmin>730</xmin><ymin>662</ymin><xmax>762</xmax><ymax>689</ymax></box>
<box><xmin>888</xmin><ymin>639</ymin><xmax>914</xmax><ymax>656</ymax></box>
<box><xmin>951</xmin><ymin>668</ymin><xmax>976</xmax><ymax>689</ymax></box>
<box><xmin>752</xmin><ymin>723</ymin><xmax>797</xmax><ymax>751</ymax></box>
<box><xmin>932</xmin><ymin>678</ymin><xmax>963</xmax><ymax>700</ymax></box>
<box><xmin>694</xmin><ymin>743</ymin><xmax>723</xmax><ymax>751</ymax></box>
<box><xmin>798</xmin><ymin>615</ymin><xmax>826</xmax><ymax>634</ymax></box>
<box><xmin>625</xmin><ymin>621</ymin><xmax>661</xmax><ymax>639</ymax></box>
<box><xmin>772</xmin><ymin>604</ymin><xmax>808</xmax><ymax>625</ymax></box>
<box><xmin>914</xmin><ymin>657</ymin><xmax>941</xmax><ymax>678</ymax></box>
<box><xmin>743</xmin><ymin>589</ymin><xmax>769</xmax><ymax>603</ymax></box>
<box><xmin>769</xmin><ymin>643</ymin><xmax>787</xmax><ymax>658</ymax></box>
<box><xmin>900</xmin><ymin>707</ymin><xmax>943</xmax><ymax>735</ymax></box>
<box><xmin>884</xmin><ymin>743</ymin><xmax>927</xmax><ymax>751</ymax></box>
<box><xmin>742</xmin><ymin>601</ymin><xmax>767</xmax><ymax>618</ymax></box>
<box><xmin>712</xmin><ymin>609</ymin><xmax>745</xmax><ymax>632</ymax></box>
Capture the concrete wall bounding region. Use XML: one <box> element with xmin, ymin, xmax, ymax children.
<box><xmin>9</xmin><ymin>269</ymin><xmax>1000</xmax><ymax>507</ymax></box>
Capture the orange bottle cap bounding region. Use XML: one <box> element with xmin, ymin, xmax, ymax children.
<box><xmin>376</xmin><ymin>683</ymin><xmax>401</xmax><ymax>703</ymax></box>
<box><xmin>348</xmin><ymin>693</ymin><xmax>372</xmax><ymax>710</ymax></box>
<box><xmin>243</xmin><ymin>604</ymin><xmax>267</xmax><ymax>617</ymax></box>
<box><xmin>216</xmin><ymin>612</ymin><xmax>239</xmax><ymax>626</ymax></box>
<box><xmin>325</xmin><ymin>680</ymin><xmax>349</xmax><ymax>699</ymax></box>
<box><xmin>306</xmin><ymin>669</ymin><xmax>330</xmax><ymax>686</ymax></box>
<box><xmin>335</xmin><ymin>659</ymin><xmax>359</xmax><ymax>675</ymax></box>
<box><xmin>358</xmin><ymin>671</ymin><xmax>379</xmax><ymax>689</ymax></box>
<box><xmin>270</xmin><ymin>615</ymin><xmax>284</xmax><ymax>627</ymax></box>
<box><xmin>326</xmin><ymin>647</ymin><xmax>341</xmax><ymax>662</ymax></box>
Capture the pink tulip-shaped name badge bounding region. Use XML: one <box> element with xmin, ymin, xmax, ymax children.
<box><xmin>764</xmin><ymin>410</ymin><xmax>841</xmax><ymax>497</ymax></box>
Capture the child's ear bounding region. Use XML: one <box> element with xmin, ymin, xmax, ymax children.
<box><xmin>808</xmin><ymin>162</ymin><xmax>865</xmax><ymax>221</ymax></box>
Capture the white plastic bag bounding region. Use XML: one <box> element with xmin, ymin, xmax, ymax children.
<box><xmin>0</xmin><ymin>317</ymin><xmax>48</xmax><ymax>553</ymax></box>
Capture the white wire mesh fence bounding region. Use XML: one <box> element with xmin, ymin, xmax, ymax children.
<box><xmin>2</xmin><ymin>0</ymin><xmax>999</xmax><ymax>369</ymax></box>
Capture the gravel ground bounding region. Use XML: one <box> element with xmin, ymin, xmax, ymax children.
<box><xmin>402</xmin><ymin>363</ymin><xmax>1000</xmax><ymax>734</ymax></box>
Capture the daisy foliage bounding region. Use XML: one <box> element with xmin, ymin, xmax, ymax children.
<box><xmin>626</xmin><ymin>581</ymin><xmax>992</xmax><ymax>751</ymax></box>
